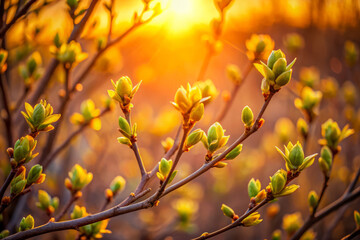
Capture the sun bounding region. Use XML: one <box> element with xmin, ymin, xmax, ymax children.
<box><xmin>156</xmin><ymin>0</ymin><xmax>201</xmax><ymax>33</ymax></box>
<box><xmin>168</xmin><ymin>0</ymin><xmax>194</xmax><ymax>18</ymax></box>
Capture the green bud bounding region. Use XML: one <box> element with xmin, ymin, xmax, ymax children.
<box><xmin>117</xmin><ymin>137</ymin><xmax>132</xmax><ymax>146</ymax></box>
<box><xmin>159</xmin><ymin>158</ymin><xmax>172</xmax><ymax>177</ymax></box>
<box><xmin>27</xmin><ymin>164</ymin><xmax>43</xmax><ymax>185</ymax></box>
<box><xmin>206</xmin><ymin>122</ymin><xmax>229</xmax><ymax>153</ymax></box>
<box><xmin>221</xmin><ymin>204</ymin><xmax>235</xmax><ymax>219</ymax></box>
<box><xmin>37</xmin><ymin>190</ymin><xmax>51</xmax><ymax>209</ymax></box>
<box><xmin>273</xmin><ymin>58</ymin><xmax>287</xmax><ymax>77</ymax></box>
<box><xmin>241</xmin><ymin>106</ymin><xmax>254</xmax><ymax>127</ymax></box>
<box><xmin>190</xmin><ymin>103</ymin><xmax>204</xmax><ymax>122</ymax></box>
<box><xmin>318</xmin><ymin>146</ymin><xmax>332</xmax><ymax>176</ymax></box>
<box><xmin>354</xmin><ymin>210</ymin><xmax>360</xmax><ymax>229</ymax></box>
<box><xmin>288</xmin><ymin>143</ymin><xmax>304</xmax><ymax>168</ymax></box>
<box><xmin>275</xmin><ymin>70</ymin><xmax>292</xmax><ymax>87</ymax></box>
<box><xmin>10</xmin><ymin>179</ymin><xmax>26</xmax><ymax>196</ymax></box>
<box><xmin>118</xmin><ymin>116</ymin><xmax>132</xmax><ymax>138</ymax></box>
<box><xmin>0</xmin><ymin>230</ymin><xmax>9</xmax><ymax>238</ymax></box>
<box><xmin>51</xmin><ymin>197</ymin><xmax>60</xmax><ymax>210</ymax></box>
<box><xmin>270</xmin><ymin>170</ymin><xmax>287</xmax><ymax>195</ymax></box>
<box><xmin>110</xmin><ymin>176</ymin><xmax>126</xmax><ymax>194</ymax></box>
<box><xmin>185</xmin><ymin>129</ymin><xmax>204</xmax><ymax>149</ymax></box>
<box><xmin>267</xmin><ymin>49</ymin><xmax>285</xmax><ymax>69</ymax></box>
<box><xmin>116</xmin><ymin>76</ymin><xmax>133</xmax><ymax>101</ymax></box>
<box><xmin>19</xmin><ymin>215</ymin><xmax>34</xmax><ymax>231</ymax></box>
<box><xmin>248</xmin><ymin>178</ymin><xmax>261</xmax><ymax>198</ymax></box>
<box><xmin>224</xmin><ymin>144</ymin><xmax>243</xmax><ymax>160</ymax></box>
<box><xmin>32</xmin><ymin>103</ymin><xmax>46</xmax><ymax>127</ymax></box>
<box><xmin>308</xmin><ymin>190</ymin><xmax>318</xmax><ymax>211</ymax></box>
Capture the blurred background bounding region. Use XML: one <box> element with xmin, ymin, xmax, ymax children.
<box><xmin>1</xmin><ymin>0</ymin><xmax>360</xmax><ymax>239</ymax></box>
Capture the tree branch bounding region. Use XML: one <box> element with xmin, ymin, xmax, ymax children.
<box><xmin>0</xmin><ymin>0</ymin><xmax>37</xmax><ymax>38</ymax></box>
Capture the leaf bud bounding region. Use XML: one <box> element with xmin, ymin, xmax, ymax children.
<box><xmin>241</xmin><ymin>106</ymin><xmax>254</xmax><ymax>128</ymax></box>
<box><xmin>248</xmin><ymin>178</ymin><xmax>261</xmax><ymax>198</ymax></box>
<box><xmin>19</xmin><ymin>215</ymin><xmax>34</xmax><ymax>231</ymax></box>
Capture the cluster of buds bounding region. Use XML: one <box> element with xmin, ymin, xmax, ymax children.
<box><xmin>318</xmin><ymin>146</ymin><xmax>333</xmax><ymax>177</ymax></box>
<box><xmin>254</xmin><ymin>49</ymin><xmax>296</xmax><ymax>97</ymax></box>
<box><xmin>71</xmin><ymin>205</ymin><xmax>111</xmax><ymax>238</ymax></box>
<box><xmin>36</xmin><ymin>190</ymin><xmax>59</xmax><ymax>216</ymax></box>
<box><xmin>299</xmin><ymin>67</ymin><xmax>320</xmax><ymax>88</ymax></box>
<box><xmin>65</xmin><ymin>164</ymin><xmax>93</xmax><ymax>193</ymax></box>
<box><xmin>294</xmin><ymin>86</ymin><xmax>322</xmax><ymax>122</ymax></box>
<box><xmin>0</xmin><ymin>49</ymin><xmax>8</xmax><ymax>73</ymax></box>
<box><xmin>226</xmin><ymin>64</ymin><xmax>242</xmax><ymax>85</ymax></box>
<box><xmin>117</xmin><ymin>116</ymin><xmax>137</xmax><ymax>147</ymax></box>
<box><xmin>21</xmin><ymin>100</ymin><xmax>61</xmax><ymax>133</ymax></box>
<box><xmin>105</xmin><ymin>176</ymin><xmax>126</xmax><ymax>201</ymax></box>
<box><xmin>344</xmin><ymin>40</ymin><xmax>358</xmax><ymax>68</ymax></box>
<box><xmin>156</xmin><ymin>158</ymin><xmax>177</xmax><ymax>184</ymax></box>
<box><xmin>307</xmin><ymin>190</ymin><xmax>319</xmax><ymax>212</ymax></box>
<box><xmin>194</xmin><ymin>79</ymin><xmax>218</xmax><ymax>104</ymax></box>
<box><xmin>201</xmin><ymin>122</ymin><xmax>229</xmax><ymax>161</ymax></box>
<box><xmin>172</xmin><ymin>199</ymin><xmax>199</xmax><ymax>229</ymax></box>
<box><xmin>11</xmin><ymin>135</ymin><xmax>38</xmax><ymax>167</ymax></box>
<box><xmin>108</xmin><ymin>76</ymin><xmax>141</xmax><ymax>113</ymax></box>
<box><xmin>10</xmin><ymin>165</ymin><xmax>45</xmax><ymax>198</ymax></box>
<box><xmin>70</xmin><ymin>99</ymin><xmax>101</xmax><ymax>131</ymax></box>
<box><xmin>50</xmin><ymin>41</ymin><xmax>88</xmax><ymax>68</ymax></box>
<box><xmin>172</xmin><ymin>83</ymin><xmax>208</xmax><ymax>127</ymax></box>
<box><xmin>283</xmin><ymin>33</ymin><xmax>305</xmax><ymax>54</ymax></box>
<box><xmin>18</xmin><ymin>215</ymin><xmax>34</xmax><ymax>232</ymax></box>
<box><xmin>319</xmin><ymin>119</ymin><xmax>354</xmax><ymax>151</ymax></box>
<box><xmin>275</xmin><ymin>141</ymin><xmax>317</xmax><ymax>172</ymax></box>
<box><xmin>18</xmin><ymin>52</ymin><xmax>42</xmax><ymax>87</ymax></box>
<box><xmin>282</xmin><ymin>212</ymin><xmax>303</xmax><ymax>237</ymax></box>
<box><xmin>246</xmin><ymin>34</ymin><xmax>274</xmax><ymax>61</ymax></box>
<box><xmin>268</xmin><ymin>169</ymin><xmax>299</xmax><ymax>198</ymax></box>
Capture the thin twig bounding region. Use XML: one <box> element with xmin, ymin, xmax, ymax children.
<box><xmin>194</xmin><ymin>199</ymin><xmax>270</xmax><ymax>240</ymax></box>
<box><xmin>0</xmin><ymin>0</ymin><xmax>37</xmax><ymax>38</ymax></box>
<box><xmin>55</xmin><ymin>193</ymin><xmax>80</xmax><ymax>221</ymax></box>
<box><xmin>3</xmin><ymin>91</ymin><xmax>276</xmax><ymax>240</ymax></box>
<box><xmin>162</xmin><ymin>92</ymin><xmax>274</xmax><ymax>198</ymax></box>
<box><xmin>42</xmin><ymin>108</ymin><xmax>110</xmax><ymax>170</ymax></box>
<box><xmin>0</xmin><ymin>169</ymin><xmax>16</xmax><ymax>201</ymax></box>
<box><xmin>27</xmin><ymin>0</ymin><xmax>99</xmax><ymax>106</ymax></box>
<box><xmin>216</xmin><ymin>61</ymin><xmax>253</xmax><ymax>122</ymax></box>
<box><xmin>0</xmin><ymin>74</ymin><xmax>13</xmax><ymax>147</ymax></box>
<box><xmin>322</xmin><ymin>167</ymin><xmax>360</xmax><ymax>240</ymax></box>
<box><xmin>291</xmin><ymin>187</ymin><xmax>360</xmax><ymax>240</ymax></box>
<box><xmin>125</xmin><ymin>112</ymin><xmax>147</xmax><ymax>177</ymax></box>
